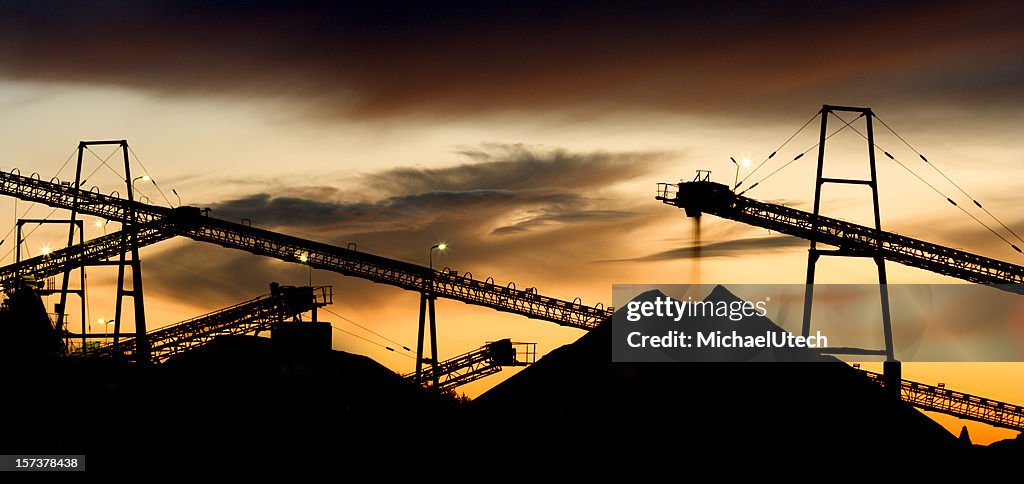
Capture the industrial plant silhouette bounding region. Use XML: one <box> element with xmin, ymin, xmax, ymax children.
<box><xmin>2</xmin><ymin>107</ymin><xmax>1023</xmax><ymax>471</ymax></box>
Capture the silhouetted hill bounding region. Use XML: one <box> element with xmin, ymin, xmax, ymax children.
<box><xmin>1</xmin><ymin>285</ymin><xmax>1018</xmax><ymax>472</ymax></box>
<box><xmin>0</xmin><ymin>284</ymin><xmax>64</xmax><ymax>361</ymax></box>
<box><xmin>0</xmin><ymin>335</ymin><xmax>461</xmax><ymax>472</ymax></box>
<box><xmin>988</xmin><ymin>433</ymin><xmax>1024</xmax><ymax>450</ymax></box>
<box><xmin>475</xmin><ymin>286</ymin><xmax>959</xmax><ymax>460</ymax></box>
<box><xmin>611</xmin><ymin>286</ymin><xmax>835</xmax><ymax>362</ymax></box>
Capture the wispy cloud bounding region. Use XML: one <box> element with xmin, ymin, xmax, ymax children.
<box><xmin>600</xmin><ymin>235</ymin><xmax>804</xmax><ymax>262</ymax></box>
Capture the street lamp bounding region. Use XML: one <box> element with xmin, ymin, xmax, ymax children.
<box><xmin>100</xmin><ymin>318</ymin><xmax>114</xmax><ymax>343</ymax></box>
<box><xmin>131</xmin><ymin>175</ymin><xmax>152</xmax><ymax>199</ymax></box>
<box><xmin>171</xmin><ymin>189</ymin><xmax>181</xmax><ymax>207</ymax></box>
<box><xmin>429</xmin><ymin>243</ymin><xmax>447</xmax><ymax>271</ymax></box>
<box><xmin>297</xmin><ymin>252</ymin><xmax>311</xmax><ymax>286</ymax></box>
<box><xmin>729</xmin><ymin>157</ymin><xmax>750</xmax><ymax>190</ymax></box>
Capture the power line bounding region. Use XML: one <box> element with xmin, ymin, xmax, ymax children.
<box><xmin>329</xmin><ymin>324</ymin><xmax>415</xmax><ymax>359</ymax></box>
<box><xmin>322</xmin><ymin>306</ymin><xmax>413</xmax><ymax>353</ymax></box>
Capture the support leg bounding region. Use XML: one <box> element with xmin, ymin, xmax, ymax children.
<box><xmin>112</xmin><ymin>233</ymin><xmax>128</xmax><ymax>353</ymax></box>
<box><xmin>131</xmin><ymin>255</ymin><xmax>149</xmax><ymax>365</ymax></box>
<box><xmin>801</xmin><ymin>251</ymin><xmax>819</xmax><ymax>338</ymax></box>
<box><xmin>876</xmin><ymin>257</ymin><xmax>895</xmax><ymax>361</ymax></box>
<box><xmin>428</xmin><ymin>295</ymin><xmax>439</xmax><ymax>387</ymax></box>
<box><xmin>414</xmin><ymin>292</ymin><xmax>427</xmax><ymax>384</ymax></box>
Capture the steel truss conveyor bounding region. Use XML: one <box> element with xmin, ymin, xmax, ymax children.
<box><xmin>0</xmin><ymin>169</ymin><xmax>611</xmax><ymax>329</ymax></box>
<box><xmin>657</xmin><ymin>180</ymin><xmax>1024</xmax><ymax>291</ymax></box>
<box><xmin>406</xmin><ymin>339</ymin><xmax>535</xmax><ymax>390</ymax></box>
<box><xmin>86</xmin><ymin>285</ymin><xmax>331</xmax><ymax>364</ymax></box>
<box><xmin>862</xmin><ymin>370</ymin><xmax>1024</xmax><ymax>432</ymax></box>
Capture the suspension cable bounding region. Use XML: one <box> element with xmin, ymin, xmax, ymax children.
<box><xmin>831</xmin><ymin>112</ymin><xmax>1021</xmax><ymax>254</ymax></box>
<box><xmin>738</xmin><ymin>111</ymin><xmax>820</xmax><ymax>187</ymax></box>
<box><xmin>874</xmin><ymin>114</ymin><xmax>1024</xmax><ymax>247</ymax></box>
<box><xmin>84</xmin><ymin>146</ymin><xmax>128</xmax><ymax>181</ymax></box>
<box><xmin>51</xmin><ymin>147</ymin><xmax>78</xmax><ymax>180</ymax></box>
<box><xmin>0</xmin><ymin>147</ymin><xmax>78</xmax><ymax>252</ymax></box>
<box><xmin>85</xmin><ymin>145</ymin><xmax>171</xmax><ymax>208</ymax></box>
<box><xmin>0</xmin><ymin>206</ymin><xmax>59</xmax><ymax>262</ymax></box>
<box><xmin>127</xmin><ymin>145</ymin><xmax>174</xmax><ymax>208</ymax></box>
<box><xmin>1</xmin><ymin>147</ymin><xmax>126</xmax><ymax>262</ymax></box>
<box><xmin>738</xmin><ymin>112</ymin><xmax>861</xmax><ymax>196</ymax></box>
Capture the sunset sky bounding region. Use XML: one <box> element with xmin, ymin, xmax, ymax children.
<box><xmin>1</xmin><ymin>1</ymin><xmax>1023</xmax><ymax>443</ymax></box>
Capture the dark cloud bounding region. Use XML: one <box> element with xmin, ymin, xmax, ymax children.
<box><xmin>138</xmin><ymin>241</ymin><xmax>415</xmax><ymax>312</ymax></box>
<box><xmin>211</xmin><ymin>144</ymin><xmax>665</xmax><ymax>233</ymax></box>
<box><xmin>142</xmin><ymin>144</ymin><xmax>670</xmax><ymax>304</ymax></box>
<box><xmin>604</xmin><ymin>235</ymin><xmax>805</xmax><ymax>262</ymax></box>
<box><xmin>0</xmin><ymin>1</ymin><xmax>1021</xmax><ymax>119</ymax></box>
<box><xmin>364</xmin><ymin>143</ymin><xmax>666</xmax><ymax>193</ymax></box>
<box><xmin>139</xmin><ymin>242</ymin><xmax>285</xmax><ymax>308</ymax></box>
<box><xmin>491</xmin><ymin>209</ymin><xmax>636</xmax><ymax>235</ymax></box>
<box><xmin>214</xmin><ymin>189</ymin><xmax>583</xmax><ymax>232</ymax></box>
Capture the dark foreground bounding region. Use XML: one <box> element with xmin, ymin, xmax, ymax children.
<box><xmin>2</xmin><ymin>322</ymin><xmax>1021</xmax><ymax>474</ymax></box>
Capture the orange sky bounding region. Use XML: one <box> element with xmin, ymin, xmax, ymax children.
<box><xmin>1</xmin><ymin>1</ymin><xmax>1023</xmax><ymax>445</ymax></box>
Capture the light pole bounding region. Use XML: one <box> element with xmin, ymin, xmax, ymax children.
<box><xmin>131</xmin><ymin>175</ymin><xmax>150</xmax><ymax>192</ymax></box>
<box><xmin>100</xmin><ymin>318</ymin><xmax>114</xmax><ymax>344</ymax></box>
<box><xmin>298</xmin><ymin>252</ymin><xmax>311</xmax><ymax>286</ymax></box>
<box><xmin>429</xmin><ymin>243</ymin><xmax>447</xmax><ymax>271</ymax></box>
<box><xmin>131</xmin><ymin>175</ymin><xmax>153</xmax><ymax>205</ymax></box>
<box><xmin>171</xmin><ymin>189</ymin><xmax>181</xmax><ymax>208</ymax></box>
<box><xmin>729</xmin><ymin>157</ymin><xmax>750</xmax><ymax>190</ymax></box>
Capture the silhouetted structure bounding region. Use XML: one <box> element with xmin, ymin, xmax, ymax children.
<box><xmin>407</xmin><ymin>339</ymin><xmax>535</xmax><ymax>390</ymax></box>
<box><xmin>84</xmin><ymin>284</ymin><xmax>331</xmax><ymax>364</ymax></box>
<box><xmin>0</xmin><ymin>131</ymin><xmax>1020</xmax><ymax>470</ymax></box>
<box><xmin>476</xmin><ymin>287</ymin><xmax>961</xmax><ymax>458</ymax></box>
<box><xmin>658</xmin><ymin>108</ymin><xmax>1024</xmax><ymax>380</ymax></box>
<box><xmin>0</xmin><ymin>162</ymin><xmax>608</xmax><ymax>332</ymax></box>
<box><xmin>0</xmin><ymin>279</ymin><xmax>63</xmax><ymax>361</ymax></box>
<box><xmin>862</xmin><ymin>370</ymin><xmax>1024</xmax><ymax>432</ymax></box>
<box><xmin>960</xmin><ymin>425</ymin><xmax>972</xmax><ymax>445</ymax></box>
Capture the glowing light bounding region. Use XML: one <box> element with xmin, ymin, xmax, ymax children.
<box><xmin>98</xmin><ymin>318</ymin><xmax>105</xmax><ymax>325</ymax></box>
<box><xmin>437</xmin><ymin>243</ymin><xmax>448</xmax><ymax>251</ymax></box>
<box><xmin>741</xmin><ymin>158</ymin><xmax>751</xmax><ymax>167</ymax></box>
<box><xmin>142</xmin><ymin>175</ymin><xmax>150</xmax><ymax>182</ymax></box>
<box><xmin>299</xmin><ymin>253</ymin><xmax>309</xmax><ymax>263</ymax></box>
<box><xmin>40</xmin><ymin>246</ymin><xmax>51</xmax><ymax>255</ymax></box>
<box><xmin>95</xmin><ymin>220</ymin><xmax>104</xmax><ymax>228</ymax></box>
